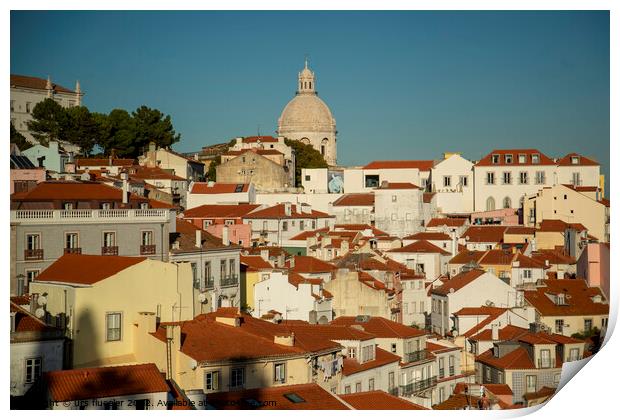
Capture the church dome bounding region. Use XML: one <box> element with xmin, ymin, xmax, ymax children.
<box><xmin>278</xmin><ymin>94</ymin><xmax>336</xmax><ymax>133</ymax></box>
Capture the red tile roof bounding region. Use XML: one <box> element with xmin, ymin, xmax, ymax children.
<box><xmin>427</xmin><ymin>217</ymin><xmax>467</xmax><ymax>228</ymax></box>
<box><xmin>454</xmin><ymin>382</ymin><xmax>513</xmax><ymax>396</ymax></box>
<box><xmin>404</xmin><ymin>231</ymin><xmax>451</xmax><ymax>241</ymax></box>
<box><xmin>172</xmin><ymin>218</ymin><xmax>234</xmax><ymax>252</ymax></box>
<box><xmin>557</xmin><ymin>153</ymin><xmax>599</xmax><ymax>166</ymax></box>
<box><xmin>432</xmin><ymin>393</ymin><xmax>485</xmax><ymax>410</ymax></box>
<box><xmin>205</xmin><ymin>383</ymin><xmax>349</xmax><ymax>410</ymax></box>
<box><xmin>11</xmin><ymin>302</ymin><xmax>61</xmax><ymax>335</ymax></box>
<box><xmin>388</xmin><ymin>240</ymin><xmax>451</xmax><ymax>255</ymax></box>
<box><xmin>468</xmin><ymin>325</ymin><xmax>529</xmax><ymax>342</ymax></box>
<box><xmin>243</xmin><ymin>203</ymin><xmax>333</xmax><ymax>219</ymax></box>
<box><xmin>426</xmin><ymin>342</ymin><xmax>459</xmax><ymax>354</ymax></box>
<box><xmin>363</xmin><ymin>160</ymin><xmax>434</xmax><ymax>171</ymax></box>
<box><xmin>332</xmin><ymin>193</ymin><xmax>375</xmax><ymax>207</ymax></box>
<box><xmin>283</xmin><ymin>323</ymin><xmax>376</xmax><ymax>341</ymax></box>
<box><xmin>223</xmin><ymin>149</ymin><xmax>284</xmax><ymax>156</ymax></box>
<box><xmin>289</xmin><ymin>227</ymin><xmax>331</xmax><ymax>241</ymax></box>
<box><xmin>151</xmin><ymin>311</ymin><xmax>341</xmax><ymax>362</ymax></box>
<box><xmin>11</xmin><ymin>74</ymin><xmax>76</xmax><ymax>93</ymax></box>
<box><xmin>190</xmin><ymin>182</ymin><xmax>249</xmax><ymax>194</ymax></box>
<box><xmin>10</xmin><ymin>181</ymin><xmax>148</xmax><ymax>204</ymax></box>
<box><xmin>523</xmin><ymin>386</ymin><xmax>556</xmax><ymax>401</ymax></box>
<box><xmin>288</xmin><ymin>273</ymin><xmax>322</xmax><ymax>288</ymax></box>
<box><xmin>10</xmin><ymin>295</ymin><xmax>30</xmax><ymax>306</ymax></box>
<box><xmin>242</xmin><ymin>135</ymin><xmax>279</xmax><ymax>143</ymax></box>
<box><xmin>454</xmin><ymin>306</ymin><xmax>510</xmax><ymax>337</ymax></box>
<box><xmin>340</xmin><ymin>391</ymin><xmax>428</xmax><ymax>410</ymax></box>
<box><xmin>538</xmin><ymin>219</ymin><xmax>587</xmax><ymax>232</ymax></box>
<box><xmin>524</xmin><ymin>279</ymin><xmax>609</xmax><ymax>317</ymax></box>
<box><xmin>148</xmin><ymin>198</ymin><xmax>175</xmax><ymax>209</ymax></box>
<box><xmin>476</xmin><ymin>347</ymin><xmax>539</xmax><ymax>370</ymax></box>
<box><xmin>375</xmin><ymin>182</ymin><xmax>419</xmax><ymax>190</ymax></box>
<box><xmin>182</xmin><ymin>204</ymin><xmax>260</xmax><ymax>218</ymax></box>
<box><xmin>287</xmin><ymin>256</ymin><xmax>336</xmax><ymax>273</ymax></box>
<box><xmin>36</xmin><ymin>254</ymin><xmax>146</xmax><ymax>285</ymax></box>
<box><xmin>43</xmin><ymin>363</ymin><xmax>169</xmax><ymax>402</ymax></box>
<box><xmin>504</xmin><ymin>226</ymin><xmax>536</xmax><ymax>235</ymax></box>
<box><xmin>449</xmin><ymin>249</ymin><xmax>486</xmax><ymax>265</ymax></box>
<box><xmin>432</xmin><ymin>269</ymin><xmax>487</xmax><ymax>296</ymax></box>
<box><xmin>331</xmin><ymin>316</ymin><xmax>426</xmax><ymax>339</ymax></box>
<box><xmin>479</xmin><ymin>249</ymin><xmax>516</xmax><ymax>266</ymax></box>
<box><xmin>76</xmin><ymin>158</ymin><xmax>136</xmax><ymax>167</ymax></box>
<box><xmin>530</xmin><ymin>249</ymin><xmax>576</xmax><ymax>265</ymax></box>
<box><xmin>461</xmin><ymin>226</ymin><xmax>507</xmax><ymax>243</ymax></box>
<box><xmin>343</xmin><ymin>347</ymin><xmax>401</xmax><ymax>375</ymax></box>
<box><xmin>130</xmin><ymin>165</ymin><xmax>186</xmax><ymax>181</ymax></box>
<box><xmin>240</xmin><ymin>255</ymin><xmax>273</xmax><ymax>271</ymax></box>
<box><xmin>475</xmin><ymin>149</ymin><xmax>555</xmax><ymax>167</ymax></box>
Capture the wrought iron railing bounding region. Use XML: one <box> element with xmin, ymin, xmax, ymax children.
<box><xmin>399</xmin><ymin>376</ymin><xmax>437</xmax><ymax>396</ymax></box>
<box><xmin>221</xmin><ymin>274</ymin><xmax>239</xmax><ymax>287</ymax></box>
<box><xmin>24</xmin><ymin>249</ymin><xmax>43</xmax><ymax>260</ymax></box>
<box><xmin>403</xmin><ymin>350</ymin><xmax>432</xmax><ymax>364</ymax></box>
<box><xmin>64</xmin><ymin>247</ymin><xmax>82</xmax><ymax>255</ymax></box>
<box><xmin>102</xmin><ymin>246</ymin><xmax>119</xmax><ymax>256</ymax></box>
<box><xmin>140</xmin><ymin>244</ymin><xmax>156</xmax><ymax>255</ymax></box>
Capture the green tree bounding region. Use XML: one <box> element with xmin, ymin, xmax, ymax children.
<box><xmin>26</xmin><ymin>98</ymin><xmax>67</xmax><ymax>146</ymax></box>
<box><xmin>284</xmin><ymin>139</ymin><xmax>329</xmax><ymax>186</ymax></box>
<box><xmin>93</xmin><ymin>109</ymin><xmax>138</xmax><ymax>157</ymax></box>
<box><xmin>132</xmin><ymin>106</ymin><xmax>180</xmax><ymax>156</ymax></box>
<box><xmin>206</xmin><ymin>155</ymin><xmax>221</xmax><ymax>182</ymax></box>
<box><xmin>63</xmin><ymin>106</ymin><xmax>99</xmax><ymax>156</ymax></box>
<box><xmin>10</xmin><ymin>121</ymin><xmax>32</xmax><ymax>151</ymax></box>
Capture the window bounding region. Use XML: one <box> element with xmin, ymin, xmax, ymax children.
<box><xmin>140</xmin><ymin>202</ymin><xmax>149</xmax><ymax>209</ymax></box>
<box><xmin>438</xmin><ymin>357</ymin><xmax>445</xmax><ymax>378</ymax></box>
<box><xmin>519</xmin><ymin>172</ymin><xmax>528</xmax><ymax>184</ymax></box>
<box><xmin>274</xmin><ymin>363</ymin><xmax>286</xmax><ymax>383</ymax></box>
<box><xmin>439</xmin><ymin>387</ymin><xmax>445</xmax><ymax>402</ymax></box>
<box><xmin>484</xmin><ymin>366</ymin><xmax>491</xmax><ymax>382</ymax></box>
<box><xmin>525</xmin><ymin>375</ymin><xmax>537</xmax><ymax>393</ymax></box>
<box><xmin>531</xmin><ymin>154</ymin><xmax>540</xmax><ymax>164</ymax></box>
<box><xmin>141</xmin><ymin>231</ymin><xmax>153</xmax><ymax>246</ymax></box>
<box><xmin>523</xmin><ymin>269</ymin><xmax>532</xmax><ymax>279</ymax></box>
<box><xmin>459</xmin><ymin>175</ymin><xmax>468</xmax><ymax>187</ymax></box>
<box><xmin>230</xmin><ymin>367</ymin><xmax>245</xmax><ymax>388</ymax></box>
<box><xmin>498</xmin><ymin>371</ymin><xmax>504</xmax><ymax>383</ymax></box>
<box><xmin>486</xmin><ymin>197</ymin><xmax>496</xmax><ymax>211</ymax></box>
<box><xmin>555</xmin><ymin>319</ymin><xmax>564</xmax><ymax>334</ymax></box>
<box><xmin>348</xmin><ymin>347</ymin><xmax>357</xmax><ymax>359</ymax></box>
<box><xmin>26</xmin><ymin>102</ymin><xmax>32</xmax><ymax>113</ymax></box>
<box><xmin>355</xmin><ymin>382</ymin><xmax>362</xmax><ymax>393</ymax></box>
<box><xmin>229</xmin><ymin>259</ymin><xmax>236</xmax><ymax>278</ymax></box>
<box><xmin>311</xmin><ymin>220</ymin><xmax>316</xmax><ymax>229</ymax></box>
<box><xmin>26</xmin><ymin>233</ymin><xmax>41</xmax><ymax>250</ymax></box>
<box><xmin>535</xmin><ymin>171</ymin><xmax>546</xmax><ymax>184</ymax></box>
<box><xmin>572</xmin><ymin>172</ymin><xmax>581</xmax><ymax>186</ymax></box>
<box><xmin>101</xmin><ymin>202</ymin><xmax>111</xmax><ymax>210</ymax></box>
<box><xmin>225</xmin><ymin>219</ymin><xmax>234</xmax><ymax>226</ymax></box>
<box><xmin>443</xmin><ymin>176</ymin><xmax>451</xmax><ymax>187</ymax></box>
<box><xmin>569</xmin><ymin>348</ymin><xmax>580</xmax><ymax>362</ymax></box>
<box><xmin>392</xmin><ymin>195</ymin><xmax>397</xmax><ymax>202</ymax></box>
<box><xmin>305</xmin><ymin>175</ymin><xmax>311</xmax><ymax>181</ymax></box>
<box><xmin>491</xmin><ymin>154</ymin><xmax>500</xmax><ymax>164</ymax></box>
<box><xmin>365</xmin><ymin>175</ymin><xmax>380</xmax><ymax>188</ymax></box>
<box><xmin>344</xmin><ymin>385</ymin><xmax>351</xmax><ymax>394</ymax></box>
<box><xmin>361</xmin><ymin>345</ymin><xmax>375</xmax><ymax>362</ymax></box>
<box><xmin>449</xmin><ymin>356</ymin><xmax>455</xmax><ymax>376</ymax></box>
<box><xmin>554</xmin><ymin>373</ymin><xmax>561</xmax><ymax>385</ymax></box>
<box><xmin>486</xmin><ymin>172</ymin><xmax>495</xmax><ymax>185</ymax></box>
<box><xmin>518</xmin><ymin>154</ymin><xmax>526</xmax><ymax>163</ymax></box>
<box><xmin>503</xmin><ymin>197</ymin><xmax>512</xmax><ymax>209</ymax></box>
<box><xmin>204</xmin><ymin>371</ymin><xmax>219</xmax><ymax>391</ymax></box>
<box><xmin>11</xmin><ymin>100</ymin><xmax>15</xmax><ymax>112</ymax></box>
<box><xmin>63</xmin><ymin>202</ymin><xmax>74</xmax><ymax>210</ymax></box>
<box><xmin>25</xmin><ymin>357</ymin><xmax>42</xmax><ymax>383</ymax></box>
<box><xmin>391</xmin><ymin>343</ymin><xmax>397</xmax><ymax>353</ymax></box>
<box><xmin>540</xmin><ymin>349</ymin><xmax>551</xmax><ymax>368</ymax></box>
<box><xmin>203</xmin><ymin>220</ymin><xmax>213</xmax><ymax>229</ymax></box>
<box><xmin>65</xmin><ymin>232</ymin><xmax>79</xmax><ymax>249</ymax></box>
<box><xmin>584</xmin><ymin>319</ymin><xmax>593</xmax><ymax>332</ymax></box>
<box><xmin>368</xmin><ymin>378</ymin><xmax>375</xmax><ymax>391</ymax></box>
<box><xmin>25</xmin><ymin>270</ymin><xmax>39</xmax><ymax>292</ymax></box>
<box><xmin>106</xmin><ymin>312</ymin><xmax>122</xmax><ymax>341</ymax></box>
<box><xmin>220</xmin><ymin>260</ymin><xmax>226</xmax><ymax>279</ymax></box>
<box><xmin>502</xmin><ymin>172</ymin><xmax>512</xmax><ymax>185</ymax></box>
<box><xmin>571</xmin><ymin>156</ymin><xmax>580</xmax><ymax>165</ymax></box>
<box><xmin>205</xmin><ymin>262</ymin><xmax>212</xmax><ymax>286</ymax></box>
<box><xmin>505</xmin><ymin>154</ymin><xmax>513</xmax><ymax>164</ymax></box>
<box><xmin>282</xmin><ymin>221</ymin><xmax>288</xmax><ymax>231</ymax></box>
<box><xmin>300</xmin><ymin>221</ymin><xmax>305</xmax><ymax>231</ymax></box>
<box><xmin>103</xmin><ymin>231</ymin><xmax>116</xmax><ymax>247</ymax></box>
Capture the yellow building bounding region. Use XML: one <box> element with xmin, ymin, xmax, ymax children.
<box><xmin>29</xmin><ymin>254</ymin><xmax>194</xmax><ymax>368</ymax></box>
<box><xmin>239</xmin><ymin>255</ymin><xmax>279</xmax><ymax>313</ymax></box>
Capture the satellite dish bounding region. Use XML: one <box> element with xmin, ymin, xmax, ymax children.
<box><xmin>37</xmin><ymin>295</ymin><xmax>47</xmax><ymax>306</ymax></box>
<box><xmin>198</xmin><ymin>293</ymin><xmax>208</xmax><ymax>303</ymax></box>
<box><xmin>35</xmin><ymin>308</ymin><xmax>45</xmax><ymax>319</ymax></box>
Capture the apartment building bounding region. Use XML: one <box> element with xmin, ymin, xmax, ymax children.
<box><xmin>374</xmin><ymin>182</ymin><xmax>424</xmax><ymax>238</ymax></box>
<box><xmin>330</xmin><ymin>193</ymin><xmax>375</xmax><ymax>225</ymax></box>
<box><xmin>429</xmin><ymin>153</ymin><xmax>474</xmax><ymax>214</ymax></box>
<box><xmin>186</xmin><ymin>182</ymin><xmax>256</xmax><ymax>208</ymax></box>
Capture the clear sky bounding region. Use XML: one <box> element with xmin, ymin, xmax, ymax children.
<box><xmin>11</xmin><ymin>10</ymin><xmax>609</xmax><ymax>186</ymax></box>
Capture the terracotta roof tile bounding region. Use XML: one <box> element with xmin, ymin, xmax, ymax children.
<box><xmin>523</xmin><ymin>386</ymin><xmax>556</xmax><ymax>401</ymax></box>
<box><xmin>241</xmin><ymin>135</ymin><xmax>279</xmax><ymax>143</ymax></box>
<box><xmin>524</xmin><ymin>279</ymin><xmax>608</xmax><ymax>317</ymax></box>
<box><xmin>35</xmin><ymin>254</ymin><xmax>146</xmax><ymax>285</ymax></box>
<box><xmin>557</xmin><ymin>153</ymin><xmax>598</xmax><ymax>166</ymax></box>
<box><xmin>460</xmin><ymin>226</ymin><xmax>507</xmax><ymax>243</ymax></box>
<box><xmin>76</xmin><ymin>158</ymin><xmax>136</xmax><ymax>167</ymax></box>
<box><xmin>243</xmin><ymin>203</ymin><xmax>333</xmax><ymax>220</ymax></box>
<box><xmin>343</xmin><ymin>347</ymin><xmax>401</xmax><ymax>375</ymax></box>
<box><xmin>530</xmin><ymin>249</ymin><xmax>576</xmax><ymax>265</ymax></box>
<box><xmin>363</xmin><ymin>160</ymin><xmax>434</xmax><ymax>170</ymax></box>
<box><xmin>340</xmin><ymin>391</ymin><xmax>428</xmax><ymax>410</ymax></box>
<box><xmin>375</xmin><ymin>182</ymin><xmax>419</xmax><ymax>190</ymax></box>
<box><xmin>504</xmin><ymin>226</ymin><xmax>536</xmax><ymax>235</ymax></box>
<box><xmin>130</xmin><ymin>165</ymin><xmax>186</xmax><ymax>181</ymax></box>
<box><xmin>288</xmin><ymin>273</ymin><xmax>322</xmax><ymax>288</ymax></box>
<box><xmin>388</xmin><ymin>240</ymin><xmax>451</xmax><ymax>255</ymax></box>
<box><xmin>183</xmin><ymin>204</ymin><xmax>260</xmax><ymax>218</ymax></box>
<box><xmin>331</xmin><ymin>316</ymin><xmax>425</xmax><ymax>339</ymax></box>
<box><xmin>240</xmin><ymin>255</ymin><xmax>273</xmax><ymax>271</ymax></box>
<box><xmin>11</xmin><ymin>180</ymin><xmax>148</xmax><ymax>204</ymax></box>
<box><xmin>427</xmin><ymin>217</ymin><xmax>467</xmax><ymax>228</ymax></box>
<box><xmin>11</xmin><ymin>302</ymin><xmax>61</xmax><ymax>335</ymax></box>
<box><xmin>475</xmin><ymin>149</ymin><xmax>555</xmax><ymax>167</ymax></box>
<box><xmin>43</xmin><ymin>363</ymin><xmax>169</xmax><ymax>402</ymax></box>
<box><xmin>287</xmin><ymin>256</ymin><xmax>336</xmax><ymax>273</ymax></box>
<box><xmin>171</xmin><ymin>218</ymin><xmax>235</xmax><ymax>252</ymax></box>
<box><xmin>332</xmin><ymin>193</ymin><xmax>375</xmax><ymax>207</ymax></box>
<box><xmin>432</xmin><ymin>269</ymin><xmax>486</xmax><ymax>296</ymax></box>
<box><xmin>468</xmin><ymin>325</ymin><xmax>529</xmax><ymax>342</ymax></box>
<box><xmin>205</xmin><ymin>383</ymin><xmax>349</xmax><ymax>410</ymax></box>
<box><xmin>449</xmin><ymin>249</ymin><xmax>486</xmax><ymax>265</ymax></box>
<box><xmin>538</xmin><ymin>219</ymin><xmax>587</xmax><ymax>232</ymax></box>
<box><xmin>404</xmin><ymin>231</ymin><xmax>451</xmax><ymax>241</ymax></box>
<box><xmin>11</xmin><ymin>74</ymin><xmax>76</xmax><ymax>93</ymax></box>
<box><xmin>190</xmin><ymin>182</ymin><xmax>249</xmax><ymax>194</ymax></box>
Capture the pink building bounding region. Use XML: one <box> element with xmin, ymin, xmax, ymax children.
<box><xmin>206</xmin><ymin>223</ymin><xmax>252</xmax><ymax>247</ymax></box>
<box><xmin>470</xmin><ymin>208</ymin><xmax>520</xmax><ymax>226</ymax></box>
<box><xmin>10</xmin><ymin>168</ymin><xmax>46</xmax><ymax>194</ymax></box>
<box><xmin>577</xmin><ymin>243</ymin><xmax>610</xmax><ymax>299</ymax></box>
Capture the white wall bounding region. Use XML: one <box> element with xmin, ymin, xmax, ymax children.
<box><xmin>374</xmin><ymin>188</ymin><xmax>424</xmax><ymax>237</ymax></box>
<box><xmin>10</xmin><ymin>339</ymin><xmax>65</xmax><ymax>397</ymax></box>
<box><xmin>430</xmin><ymin>154</ymin><xmax>474</xmax><ymax>214</ymax></box>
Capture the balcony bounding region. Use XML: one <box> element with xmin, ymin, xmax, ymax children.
<box><xmin>399</xmin><ymin>376</ymin><xmax>437</xmax><ymax>396</ymax></box>
<box><xmin>101</xmin><ymin>246</ymin><xmax>119</xmax><ymax>256</ymax></box>
<box><xmin>64</xmin><ymin>247</ymin><xmax>82</xmax><ymax>255</ymax></box>
<box><xmin>449</xmin><ymin>366</ymin><xmax>455</xmax><ymax>376</ymax></box>
<box><xmin>402</xmin><ymin>350</ymin><xmax>432</xmax><ymax>364</ymax></box>
<box><xmin>537</xmin><ymin>359</ymin><xmax>556</xmax><ymax>369</ymax></box>
<box><xmin>140</xmin><ymin>244</ymin><xmax>157</xmax><ymax>255</ymax></box>
<box><xmin>11</xmin><ymin>209</ymin><xmax>170</xmax><ymax>225</ymax></box>
<box><xmin>438</xmin><ymin>368</ymin><xmax>445</xmax><ymax>379</ymax></box>
<box><xmin>205</xmin><ymin>277</ymin><xmax>215</xmax><ymax>289</ymax></box>
<box><xmin>24</xmin><ymin>249</ymin><xmax>43</xmax><ymax>261</ymax></box>
<box><xmin>221</xmin><ymin>274</ymin><xmax>239</xmax><ymax>287</ymax></box>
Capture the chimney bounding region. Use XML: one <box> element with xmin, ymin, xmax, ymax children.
<box><xmin>260</xmin><ymin>249</ymin><xmax>269</xmax><ymax>262</ymax></box>
<box><xmin>284</xmin><ymin>203</ymin><xmax>292</xmax><ymax>216</ymax></box>
<box><xmin>302</xmin><ymin>204</ymin><xmax>312</xmax><ymax>214</ymax></box>
<box><xmin>195</xmin><ymin>229</ymin><xmax>202</xmax><ymax>248</ymax></box>
<box><xmin>450</xmin><ymin>229</ymin><xmax>457</xmax><ymax>257</ymax></box>
<box><xmin>274</xmin><ymin>333</ymin><xmax>295</xmax><ymax>347</ymax></box>
<box><xmin>138</xmin><ymin>311</ymin><xmax>157</xmax><ymax>334</ymax></box>
<box><xmin>557</xmin><ymin>271</ymin><xmax>565</xmax><ymax>280</ymax></box>
<box><xmin>121</xmin><ymin>172</ymin><xmax>129</xmax><ymax>204</ymax></box>
<box><xmin>491</xmin><ymin>324</ymin><xmax>499</xmax><ymax>341</ymax></box>
<box><xmin>222</xmin><ymin>226</ymin><xmax>230</xmax><ymax>246</ymax></box>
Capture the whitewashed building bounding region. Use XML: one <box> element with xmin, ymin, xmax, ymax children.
<box><xmin>429</xmin><ymin>153</ymin><xmax>474</xmax><ymax>215</ymax></box>
<box><xmin>374</xmin><ymin>182</ymin><xmax>424</xmax><ymax>238</ymax></box>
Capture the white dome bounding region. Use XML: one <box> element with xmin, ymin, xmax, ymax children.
<box><xmin>278</xmin><ymin>94</ymin><xmax>336</xmax><ymax>133</ymax></box>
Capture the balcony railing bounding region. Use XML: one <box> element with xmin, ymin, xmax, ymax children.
<box><xmin>388</xmin><ymin>387</ymin><xmax>399</xmax><ymax>397</ymax></box>
<box><xmin>438</xmin><ymin>368</ymin><xmax>445</xmax><ymax>379</ymax></box>
<box><xmin>24</xmin><ymin>249</ymin><xmax>43</xmax><ymax>260</ymax></box>
<box><xmin>102</xmin><ymin>246</ymin><xmax>119</xmax><ymax>256</ymax></box>
<box><xmin>221</xmin><ymin>274</ymin><xmax>239</xmax><ymax>287</ymax></box>
<box><xmin>402</xmin><ymin>350</ymin><xmax>432</xmax><ymax>364</ymax></box>
<box><xmin>140</xmin><ymin>244</ymin><xmax>156</xmax><ymax>255</ymax></box>
<box><xmin>537</xmin><ymin>359</ymin><xmax>555</xmax><ymax>369</ymax></box>
<box><xmin>449</xmin><ymin>366</ymin><xmax>455</xmax><ymax>376</ymax></box>
<box><xmin>399</xmin><ymin>376</ymin><xmax>437</xmax><ymax>396</ymax></box>
<box><xmin>11</xmin><ymin>209</ymin><xmax>169</xmax><ymax>225</ymax></box>
<box><xmin>205</xmin><ymin>277</ymin><xmax>215</xmax><ymax>289</ymax></box>
<box><xmin>64</xmin><ymin>247</ymin><xmax>82</xmax><ymax>255</ymax></box>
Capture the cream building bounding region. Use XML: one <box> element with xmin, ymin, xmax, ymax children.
<box><xmin>429</xmin><ymin>153</ymin><xmax>474</xmax><ymax>214</ymax></box>
<box><xmin>277</xmin><ymin>60</ymin><xmax>337</xmax><ymax>166</ymax></box>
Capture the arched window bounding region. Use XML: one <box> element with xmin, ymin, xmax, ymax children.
<box><xmin>309</xmin><ymin>82</ymin><xmax>312</xmax><ymax>90</ymax></box>
<box><xmin>503</xmin><ymin>197</ymin><xmax>512</xmax><ymax>209</ymax></box>
<box><xmin>486</xmin><ymin>197</ymin><xmax>496</xmax><ymax>211</ymax></box>
<box><xmin>300</xmin><ymin>137</ymin><xmax>310</xmax><ymax>145</ymax></box>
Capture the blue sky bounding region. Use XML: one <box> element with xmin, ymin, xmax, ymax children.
<box><xmin>11</xmin><ymin>11</ymin><xmax>609</xmax><ymax>185</ymax></box>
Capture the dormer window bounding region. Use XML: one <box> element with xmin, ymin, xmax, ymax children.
<box><xmin>531</xmin><ymin>154</ymin><xmax>540</xmax><ymax>164</ymax></box>
<box><xmin>518</xmin><ymin>154</ymin><xmax>526</xmax><ymax>163</ymax></box>
<box><xmin>492</xmin><ymin>154</ymin><xmax>500</xmax><ymax>164</ymax></box>
<box><xmin>505</xmin><ymin>154</ymin><xmax>513</xmax><ymax>164</ymax></box>
<box><xmin>556</xmin><ymin>293</ymin><xmax>565</xmax><ymax>305</ymax></box>
<box><xmin>571</xmin><ymin>156</ymin><xmax>580</xmax><ymax>165</ymax></box>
